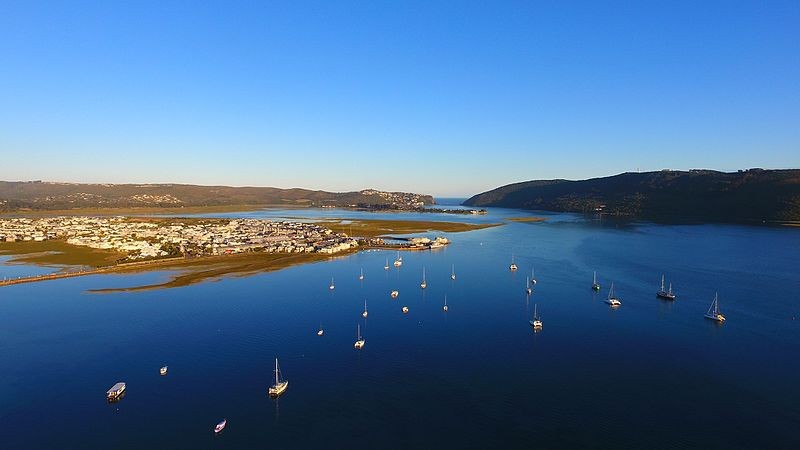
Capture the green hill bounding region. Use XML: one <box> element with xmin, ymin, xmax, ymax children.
<box><xmin>464</xmin><ymin>169</ymin><xmax>800</xmax><ymax>223</ymax></box>
<box><xmin>0</xmin><ymin>181</ymin><xmax>434</xmax><ymax>212</ymax></box>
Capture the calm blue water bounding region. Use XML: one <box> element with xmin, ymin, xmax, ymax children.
<box><xmin>1</xmin><ymin>208</ymin><xmax>799</xmax><ymax>449</ymax></box>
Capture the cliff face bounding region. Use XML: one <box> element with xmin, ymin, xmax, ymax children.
<box><xmin>464</xmin><ymin>169</ymin><xmax>800</xmax><ymax>223</ymax></box>
<box><xmin>0</xmin><ymin>181</ymin><xmax>434</xmax><ymax>211</ymax></box>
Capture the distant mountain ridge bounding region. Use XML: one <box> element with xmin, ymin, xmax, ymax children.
<box><xmin>464</xmin><ymin>169</ymin><xmax>800</xmax><ymax>223</ymax></box>
<box><xmin>0</xmin><ymin>181</ymin><xmax>434</xmax><ymax>212</ymax></box>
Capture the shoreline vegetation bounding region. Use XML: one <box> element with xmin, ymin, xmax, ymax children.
<box><xmin>0</xmin><ymin>218</ymin><xmax>500</xmax><ymax>291</ymax></box>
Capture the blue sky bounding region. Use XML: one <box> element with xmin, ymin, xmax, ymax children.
<box><xmin>1</xmin><ymin>1</ymin><xmax>798</xmax><ymax>196</ymax></box>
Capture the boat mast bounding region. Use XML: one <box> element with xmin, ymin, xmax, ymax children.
<box><xmin>660</xmin><ymin>275</ymin><xmax>665</xmax><ymax>291</ymax></box>
<box><xmin>274</xmin><ymin>358</ymin><xmax>279</xmax><ymax>385</ymax></box>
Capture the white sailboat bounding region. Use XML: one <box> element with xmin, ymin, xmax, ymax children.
<box><xmin>656</xmin><ymin>274</ymin><xmax>676</xmax><ymax>300</ymax></box>
<box><xmin>393</xmin><ymin>251</ymin><xmax>403</xmax><ymax>267</ymax></box>
<box><xmin>402</xmin><ymin>306</ymin><xmax>409</xmax><ymax>314</ymax></box>
<box><xmin>450</xmin><ymin>264</ymin><xmax>456</xmax><ymax>281</ymax></box>
<box><xmin>267</xmin><ymin>357</ymin><xmax>288</xmax><ymax>397</ymax></box>
<box><xmin>362</xmin><ymin>300</ymin><xmax>368</xmax><ymax>318</ymax></box>
<box><xmin>329</xmin><ymin>277</ymin><xmax>335</xmax><ymax>290</ymax></box>
<box><xmin>354</xmin><ymin>324</ymin><xmax>365</xmax><ymax>349</ymax></box>
<box><xmin>384</xmin><ymin>258</ymin><xmax>389</xmax><ymax>270</ymax></box>
<box><xmin>317</xmin><ymin>323</ymin><xmax>324</xmax><ymax>336</ymax></box>
<box><xmin>420</xmin><ymin>267</ymin><xmax>427</xmax><ymax>289</ymax></box>
<box><xmin>526</xmin><ymin>276</ymin><xmax>532</xmax><ymax>295</ymax></box>
<box><xmin>160</xmin><ymin>365</ymin><xmax>168</xmax><ymax>376</ymax></box>
<box><xmin>443</xmin><ymin>295</ymin><xmax>448</xmax><ymax>312</ymax></box>
<box><xmin>530</xmin><ymin>267</ymin><xmax>537</xmax><ymax>285</ymax></box>
<box><xmin>509</xmin><ymin>254</ymin><xmax>518</xmax><ymax>271</ymax></box>
<box><xmin>592</xmin><ymin>270</ymin><xmax>601</xmax><ymax>291</ymax></box>
<box><xmin>605</xmin><ymin>282</ymin><xmax>622</xmax><ymax>307</ymax></box>
<box><xmin>359</xmin><ymin>268</ymin><xmax>364</xmax><ymax>281</ymax></box>
<box><xmin>530</xmin><ymin>303</ymin><xmax>542</xmax><ymax>329</ymax></box>
<box><xmin>391</xmin><ymin>290</ymin><xmax>399</xmax><ymax>299</ymax></box>
<box><xmin>704</xmin><ymin>292</ymin><xmax>726</xmax><ymax>322</ymax></box>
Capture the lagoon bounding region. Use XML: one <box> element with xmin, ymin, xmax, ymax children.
<box><xmin>1</xmin><ymin>206</ymin><xmax>799</xmax><ymax>448</ymax></box>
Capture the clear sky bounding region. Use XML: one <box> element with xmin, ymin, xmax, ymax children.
<box><xmin>1</xmin><ymin>1</ymin><xmax>798</xmax><ymax>196</ymax></box>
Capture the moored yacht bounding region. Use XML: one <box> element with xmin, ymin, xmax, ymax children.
<box><xmin>526</xmin><ymin>276</ymin><xmax>532</xmax><ymax>295</ymax></box>
<box><xmin>268</xmin><ymin>357</ymin><xmax>288</xmax><ymax>397</ymax></box>
<box><xmin>443</xmin><ymin>295</ymin><xmax>448</xmax><ymax>312</ymax></box>
<box><xmin>359</xmin><ymin>268</ymin><xmax>364</xmax><ymax>281</ymax></box>
<box><xmin>451</xmin><ymin>264</ymin><xmax>456</xmax><ymax>281</ymax></box>
<box><xmin>530</xmin><ymin>267</ymin><xmax>537</xmax><ymax>285</ymax></box>
<box><xmin>160</xmin><ymin>366</ymin><xmax>168</xmax><ymax>376</ymax></box>
<box><xmin>605</xmin><ymin>282</ymin><xmax>622</xmax><ymax>307</ymax></box>
<box><xmin>402</xmin><ymin>306</ymin><xmax>409</xmax><ymax>314</ymax></box>
<box><xmin>592</xmin><ymin>271</ymin><xmax>601</xmax><ymax>291</ymax></box>
<box><xmin>530</xmin><ymin>304</ymin><xmax>542</xmax><ymax>329</ymax></box>
<box><xmin>656</xmin><ymin>275</ymin><xmax>676</xmax><ymax>300</ymax></box>
<box><xmin>106</xmin><ymin>382</ymin><xmax>126</xmax><ymax>401</ymax></box>
<box><xmin>214</xmin><ymin>419</ymin><xmax>227</xmax><ymax>434</ymax></box>
<box><xmin>354</xmin><ymin>324</ymin><xmax>365</xmax><ymax>349</ymax></box>
<box><xmin>362</xmin><ymin>300</ymin><xmax>368</xmax><ymax>318</ymax></box>
<box><xmin>391</xmin><ymin>290</ymin><xmax>399</xmax><ymax>299</ymax></box>
<box><xmin>420</xmin><ymin>267</ymin><xmax>427</xmax><ymax>289</ymax></box>
<box><xmin>384</xmin><ymin>258</ymin><xmax>390</xmax><ymax>270</ymax></box>
<box><xmin>393</xmin><ymin>251</ymin><xmax>403</xmax><ymax>267</ymax></box>
<box><xmin>509</xmin><ymin>254</ymin><xmax>518</xmax><ymax>271</ymax></box>
<box><xmin>704</xmin><ymin>292</ymin><xmax>726</xmax><ymax>323</ymax></box>
<box><xmin>329</xmin><ymin>277</ymin><xmax>335</xmax><ymax>290</ymax></box>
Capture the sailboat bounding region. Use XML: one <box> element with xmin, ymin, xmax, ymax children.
<box><xmin>329</xmin><ymin>277</ymin><xmax>335</xmax><ymax>290</ymax></box>
<box><xmin>656</xmin><ymin>274</ymin><xmax>676</xmax><ymax>300</ymax></box>
<box><xmin>443</xmin><ymin>295</ymin><xmax>448</xmax><ymax>312</ymax></box>
<box><xmin>530</xmin><ymin>267</ymin><xmax>537</xmax><ymax>285</ymax></box>
<box><xmin>605</xmin><ymin>282</ymin><xmax>622</xmax><ymax>307</ymax></box>
<box><xmin>509</xmin><ymin>254</ymin><xmax>518</xmax><ymax>271</ymax></box>
<box><xmin>525</xmin><ymin>276</ymin><xmax>532</xmax><ymax>295</ymax></box>
<box><xmin>384</xmin><ymin>258</ymin><xmax>390</xmax><ymax>270</ymax></box>
<box><xmin>160</xmin><ymin>365</ymin><xmax>168</xmax><ymax>376</ymax></box>
<box><xmin>362</xmin><ymin>300</ymin><xmax>368</xmax><ymax>318</ymax></box>
<box><xmin>354</xmin><ymin>324</ymin><xmax>365</xmax><ymax>349</ymax></box>
<box><xmin>359</xmin><ymin>268</ymin><xmax>364</xmax><ymax>281</ymax></box>
<box><xmin>267</xmin><ymin>357</ymin><xmax>288</xmax><ymax>397</ymax></box>
<box><xmin>451</xmin><ymin>264</ymin><xmax>456</xmax><ymax>281</ymax></box>
<box><xmin>402</xmin><ymin>306</ymin><xmax>409</xmax><ymax>314</ymax></box>
<box><xmin>704</xmin><ymin>292</ymin><xmax>726</xmax><ymax>322</ymax></box>
<box><xmin>592</xmin><ymin>271</ymin><xmax>601</xmax><ymax>291</ymax></box>
<box><xmin>391</xmin><ymin>290</ymin><xmax>399</xmax><ymax>299</ymax></box>
<box><xmin>317</xmin><ymin>323</ymin><xmax>324</xmax><ymax>336</ymax></box>
<box><xmin>530</xmin><ymin>303</ymin><xmax>542</xmax><ymax>329</ymax></box>
<box><xmin>393</xmin><ymin>251</ymin><xmax>403</xmax><ymax>267</ymax></box>
<box><xmin>420</xmin><ymin>267</ymin><xmax>427</xmax><ymax>289</ymax></box>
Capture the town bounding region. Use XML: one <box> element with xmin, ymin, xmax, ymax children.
<box><xmin>0</xmin><ymin>216</ymin><xmax>362</xmax><ymax>261</ymax></box>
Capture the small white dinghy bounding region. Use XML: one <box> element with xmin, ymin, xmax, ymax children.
<box><xmin>160</xmin><ymin>366</ymin><xmax>168</xmax><ymax>376</ymax></box>
<box><xmin>214</xmin><ymin>419</ymin><xmax>227</xmax><ymax>434</ymax></box>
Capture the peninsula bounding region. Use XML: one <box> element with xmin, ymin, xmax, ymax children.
<box><xmin>0</xmin><ymin>216</ymin><xmax>498</xmax><ymax>290</ymax></box>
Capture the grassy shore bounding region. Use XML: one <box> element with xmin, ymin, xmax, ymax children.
<box><xmin>318</xmin><ymin>218</ymin><xmax>501</xmax><ymax>238</ymax></box>
<box><xmin>0</xmin><ymin>240</ymin><xmax>124</xmax><ymax>267</ymax></box>
<box><xmin>90</xmin><ymin>251</ymin><xmax>341</xmax><ymax>292</ymax></box>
